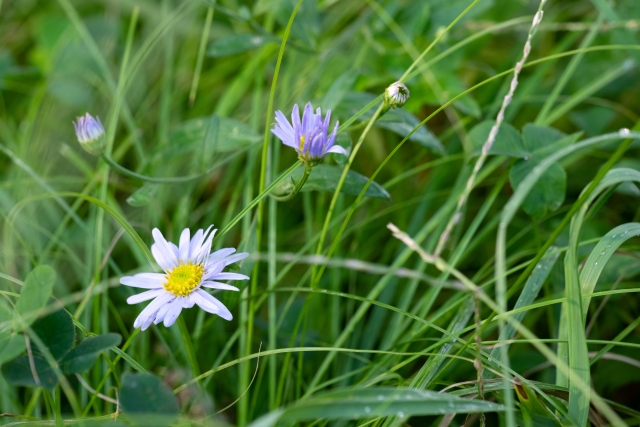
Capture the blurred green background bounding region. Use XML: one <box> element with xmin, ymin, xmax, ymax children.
<box><xmin>1</xmin><ymin>0</ymin><xmax>640</xmax><ymax>425</ymax></box>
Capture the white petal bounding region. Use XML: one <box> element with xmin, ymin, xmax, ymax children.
<box><xmin>203</xmin><ymin>262</ymin><xmax>224</xmax><ymax>280</ymax></box>
<box><xmin>152</xmin><ymin>228</ymin><xmax>178</xmax><ymax>268</ymax></box>
<box><xmin>163</xmin><ymin>299</ymin><xmax>184</xmax><ymax>327</ymax></box>
<box><xmin>193</xmin><ymin>290</ymin><xmax>232</xmax><ymax>320</ymax></box>
<box><xmin>194</xmin><ymin>228</ymin><xmax>217</xmax><ymax>263</ymax></box>
<box><xmin>127</xmin><ymin>289</ymin><xmax>164</xmax><ymax>305</ymax></box>
<box><xmin>201</xmin><ymin>281</ymin><xmax>239</xmax><ymax>291</ymax></box>
<box><xmin>210</xmin><ymin>272</ymin><xmax>250</xmax><ymax>281</ymax></box>
<box><xmin>154</xmin><ymin>302</ymin><xmax>172</xmax><ymax>325</ymax></box>
<box><xmin>179</xmin><ymin>228</ymin><xmax>191</xmax><ymax>261</ymax></box>
<box><xmin>207</xmin><ymin>248</ymin><xmax>236</xmax><ymax>265</ymax></box>
<box><xmin>134</xmin><ymin>293</ymin><xmax>174</xmax><ymax>329</ymax></box>
<box><xmin>326</xmin><ymin>145</ymin><xmax>347</xmax><ymax>155</ymax></box>
<box><xmin>189</xmin><ymin>229</ymin><xmax>204</xmax><ymax>259</ymax></box>
<box><xmin>222</xmin><ymin>252</ymin><xmax>249</xmax><ymax>267</ymax></box>
<box><xmin>182</xmin><ymin>296</ymin><xmax>195</xmax><ymax>309</ymax></box>
<box><xmin>120</xmin><ymin>273</ymin><xmax>165</xmax><ymax>289</ymax></box>
<box><xmin>151</xmin><ymin>244</ymin><xmax>174</xmax><ymax>271</ymax></box>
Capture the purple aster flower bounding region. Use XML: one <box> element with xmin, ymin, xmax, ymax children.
<box><xmin>120</xmin><ymin>225</ymin><xmax>249</xmax><ymax>330</ymax></box>
<box><xmin>271</xmin><ymin>102</ymin><xmax>347</xmax><ymax>165</ymax></box>
<box><xmin>73</xmin><ymin>113</ymin><xmax>105</xmax><ymax>155</ymax></box>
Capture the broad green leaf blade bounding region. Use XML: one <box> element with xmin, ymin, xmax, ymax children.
<box><xmin>0</xmin><ymin>298</ymin><xmax>12</xmax><ymax>338</ymax></box>
<box><xmin>1</xmin><ymin>355</ymin><xmax>57</xmax><ymax>390</ymax></box>
<box><xmin>127</xmin><ymin>183</ymin><xmax>159</xmax><ymax>207</ymax></box>
<box><xmin>557</xmin><ymin>168</ymin><xmax>640</xmax><ymax>389</ymax></box>
<box><xmin>15</xmin><ymin>265</ymin><xmax>56</xmax><ymax>328</ymax></box>
<box><xmin>248</xmin><ymin>388</ymin><xmax>504</xmax><ymax>426</ymax></box>
<box><xmin>469</xmin><ymin>121</ymin><xmax>525</xmax><ymax>157</ymax></box>
<box><xmin>521</xmin><ymin>123</ymin><xmax>566</xmax><ymax>153</ymax></box>
<box><xmin>510</xmin><ymin>160</ymin><xmax>566</xmax><ymax>218</ymax></box>
<box><xmin>274</xmin><ymin>164</ymin><xmax>390</xmax><ymax>199</ymax></box>
<box><xmin>60</xmin><ymin>333</ymin><xmax>122</xmax><ymax>374</ymax></box>
<box><xmin>120</xmin><ymin>373</ymin><xmax>180</xmax><ymax>427</ymax></box>
<box><xmin>564</xmin><ymin>219</ymin><xmax>590</xmax><ymax>427</ymax></box>
<box><xmin>376</xmin><ymin>109</ymin><xmax>444</xmax><ymax>153</ymax></box>
<box><xmin>167</xmin><ymin>116</ymin><xmax>260</xmax><ymax>156</ymax></box>
<box><xmin>488</xmin><ymin>246</ymin><xmax>559</xmax><ymax>371</ymax></box>
<box><xmin>579</xmin><ymin>223</ymin><xmax>640</xmax><ymax>321</ymax></box>
<box><xmin>0</xmin><ymin>335</ymin><xmax>26</xmax><ymax>365</ymax></box>
<box><xmin>335</xmin><ymin>92</ymin><xmax>443</xmax><ymax>153</ymax></box>
<box><xmin>322</xmin><ymin>70</ymin><xmax>358</xmax><ymax>112</ymax></box>
<box><xmin>32</xmin><ymin>309</ymin><xmax>75</xmax><ymax>360</ymax></box>
<box><xmin>207</xmin><ymin>33</ymin><xmax>276</xmax><ymax>57</ymax></box>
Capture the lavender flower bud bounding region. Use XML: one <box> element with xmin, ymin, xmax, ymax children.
<box><xmin>73</xmin><ymin>113</ymin><xmax>105</xmax><ymax>155</ymax></box>
<box><xmin>383</xmin><ymin>81</ymin><xmax>410</xmax><ymax>112</ymax></box>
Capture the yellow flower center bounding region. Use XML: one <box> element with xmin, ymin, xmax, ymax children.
<box><xmin>299</xmin><ymin>136</ymin><xmax>305</xmax><ymax>151</ymax></box>
<box><xmin>164</xmin><ymin>263</ymin><xmax>204</xmax><ymax>297</ymax></box>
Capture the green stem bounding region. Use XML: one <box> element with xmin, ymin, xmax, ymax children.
<box><xmin>100</xmin><ymin>147</ymin><xmax>250</xmax><ymax>184</ymax></box>
<box><xmin>178</xmin><ymin>317</ymin><xmax>200</xmax><ymax>378</ymax></box>
<box><xmin>270</xmin><ymin>164</ymin><xmax>313</xmax><ymax>202</ymax></box>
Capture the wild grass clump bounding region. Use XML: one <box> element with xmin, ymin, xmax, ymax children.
<box><xmin>1</xmin><ymin>0</ymin><xmax>640</xmax><ymax>426</ymax></box>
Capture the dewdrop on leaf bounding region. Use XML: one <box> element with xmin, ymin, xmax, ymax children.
<box><xmin>73</xmin><ymin>113</ymin><xmax>105</xmax><ymax>155</ymax></box>
<box><xmin>383</xmin><ymin>81</ymin><xmax>410</xmax><ymax>113</ymax></box>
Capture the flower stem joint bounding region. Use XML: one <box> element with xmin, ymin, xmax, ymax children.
<box><xmin>382</xmin><ymin>81</ymin><xmax>410</xmax><ymax>114</ymax></box>
<box><xmin>270</xmin><ymin>102</ymin><xmax>347</xmax><ymax>200</ymax></box>
<box><xmin>73</xmin><ymin>113</ymin><xmax>105</xmax><ymax>155</ymax></box>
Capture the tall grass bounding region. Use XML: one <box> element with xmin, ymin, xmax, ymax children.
<box><xmin>1</xmin><ymin>0</ymin><xmax>640</xmax><ymax>426</ymax></box>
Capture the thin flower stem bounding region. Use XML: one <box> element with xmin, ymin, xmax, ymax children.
<box><xmin>215</xmin><ymin>161</ymin><xmax>301</xmax><ymax>240</ymax></box>
<box><xmin>269</xmin><ymin>164</ymin><xmax>313</xmax><ymax>202</ymax></box>
<box><xmin>100</xmin><ymin>147</ymin><xmax>251</xmax><ymax>184</ymax></box>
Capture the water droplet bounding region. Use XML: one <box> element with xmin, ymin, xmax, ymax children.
<box><xmin>601</xmin><ymin>251</ymin><xmax>605</xmax><ymax>255</ymax></box>
<box><xmin>537</xmin><ymin>265</ymin><xmax>542</xmax><ymax>269</ymax></box>
<box><xmin>524</xmin><ymin>155</ymin><xmax>529</xmax><ymax>160</ymax></box>
<box><xmin>613</xmin><ymin>234</ymin><xmax>617</xmax><ymax>238</ymax></box>
<box><xmin>397</xmin><ymin>411</ymin><xmax>405</xmax><ymax>418</ymax></box>
<box><xmin>620</xmin><ymin>128</ymin><xmax>631</xmax><ymax>136</ymax></box>
<box><xmin>594</xmin><ymin>262</ymin><xmax>598</xmax><ymax>266</ymax></box>
<box><xmin>364</xmin><ymin>406</ymin><xmax>371</xmax><ymax>414</ymax></box>
<box><xmin>378</xmin><ymin>395</ymin><xmax>384</xmax><ymax>401</ymax></box>
<box><xmin>606</xmin><ymin>245</ymin><xmax>611</xmax><ymax>248</ymax></box>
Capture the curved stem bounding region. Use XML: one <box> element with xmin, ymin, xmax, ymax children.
<box><xmin>100</xmin><ymin>147</ymin><xmax>250</xmax><ymax>184</ymax></box>
<box><xmin>270</xmin><ymin>164</ymin><xmax>313</xmax><ymax>202</ymax></box>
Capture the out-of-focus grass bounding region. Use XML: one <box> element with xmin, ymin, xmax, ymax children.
<box><xmin>1</xmin><ymin>0</ymin><xmax>640</xmax><ymax>426</ymax></box>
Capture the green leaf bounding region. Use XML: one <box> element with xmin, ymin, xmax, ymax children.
<box><xmin>248</xmin><ymin>387</ymin><xmax>504</xmax><ymax>426</ymax></box>
<box><xmin>120</xmin><ymin>373</ymin><xmax>180</xmax><ymax>426</ymax></box>
<box><xmin>127</xmin><ymin>183</ymin><xmax>159</xmax><ymax>207</ymax></box>
<box><xmin>1</xmin><ymin>355</ymin><xmax>57</xmax><ymax>390</ymax></box>
<box><xmin>15</xmin><ymin>266</ymin><xmax>56</xmax><ymax>328</ymax></box>
<box><xmin>0</xmin><ymin>335</ymin><xmax>25</xmax><ymax>365</ymax></box>
<box><xmin>167</xmin><ymin>116</ymin><xmax>260</xmax><ymax>156</ymax></box>
<box><xmin>334</xmin><ymin>92</ymin><xmax>443</xmax><ymax>153</ymax></box>
<box><xmin>469</xmin><ymin>121</ymin><xmax>525</xmax><ymax>157</ymax></box>
<box><xmin>510</xmin><ymin>160</ymin><xmax>566</xmax><ymax>218</ymax></box>
<box><xmin>322</xmin><ymin>70</ymin><xmax>359</xmax><ymax>112</ymax></box>
<box><xmin>377</xmin><ymin>109</ymin><xmax>443</xmax><ymax>153</ymax></box>
<box><xmin>60</xmin><ymin>333</ymin><xmax>121</xmax><ymax>374</ymax></box>
<box><xmin>515</xmin><ymin>379</ymin><xmax>553</xmax><ymax>418</ymax></box>
<box><xmin>327</xmin><ymin>132</ymin><xmax>351</xmax><ymax>166</ymax></box>
<box><xmin>31</xmin><ymin>309</ymin><xmax>75</xmax><ymax>360</ymax></box>
<box><xmin>0</xmin><ymin>298</ymin><xmax>12</xmax><ymax>338</ymax></box>
<box><xmin>273</xmin><ymin>164</ymin><xmax>390</xmax><ymax>199</ymax></box>
<box><xmin>207</xmin><ymin>33</ymin><xmax>276</xmax><ymax>57</ymax></box>
<box><xmin>521</xmin><ymin>123</ymin><xmax>566</xmax><ymax>153</ymax></box>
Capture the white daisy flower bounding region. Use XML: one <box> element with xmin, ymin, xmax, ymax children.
<box><xmin>120</xmin><ymin>225</ymin><xmax>249</xmax><ymax>330</ymax></box>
